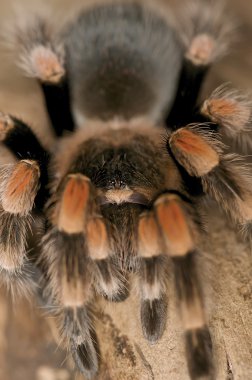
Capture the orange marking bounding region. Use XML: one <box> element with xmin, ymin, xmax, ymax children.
<box><xmin>206</xmin><ymin>98</ymin><xmax>239</xmax><ymax>116</ymax></box>
<box><xmin>155</xmin><ymin>196</ymin><xmax>194</xmax><ymax>256</ymax></box>
<box><xmin>202</xmin><ymin>98</ymin><xmax>250</xmax><ymax>129</ymax></box>
<box><xmin>173</xmin><ymin>129</ymin><xmax>211</xmax><ymax>155</ymax></box>
<box><xmin>170</xmin><ymin>129</ymin><xmax>219</xmax><ymax>176</ymax></box>
<box><xmin>138</xmin><ymin>212</ymin><xmax>161</xmax><ymax>258</ymax></box>
<box><xmin>2</xmin><ymin>160</ymin><xmax>40</xmax><ymax>214</ymax></box>
<box><xmin>86</xmin><ymin>218</ymin><xmax>109</xmax><ymax>260</ymax></box>
<box><xmin>57</xmin><ymin>174</ymin><xmax>90</xmax><ymax>234</ymax></box>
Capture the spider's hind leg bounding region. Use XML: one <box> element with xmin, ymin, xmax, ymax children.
<box><xmin>41</xmin><ymin>225</ymin><xmax>99</xmax><ymax>377</ymax></box>
<box><xmin>12</xmin><ymin>16</ymin><xmax>75</xmax><ymax>136</ymax></box>
<box><xmin>41</xmin><ymin>173</ymin><xmax>131</xmax><ymax>376</ymax></box>
<box><xmin>167</xmin><ymin>0</ymin><xmax>234</xmax><ymax>127</ymax></box>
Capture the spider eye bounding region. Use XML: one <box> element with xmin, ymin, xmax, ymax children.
<box><xmin>109</xmin><ymin>174</ymin><xmax>125</xmax><ymax>189</ymax></box>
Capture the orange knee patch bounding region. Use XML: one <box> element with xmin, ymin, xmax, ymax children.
<box><xmin>155</xmin><ymin>195</ymin><xmax>194</xmax><ymax>257</ymax></box>
<box><xmin>2</xmin><ymin>160</ymin><xmax>40</xmax><ymax>215</ymax></box>
<box><xmin>86</xmin><ymin>218</ymin><xmax>110</xmax><ymax>260</ymax></box>
<box><xmin>202</xmin><ymin>97</ymin><xmax>251</xmax><ymax>131</ymax></box>
<box><xmin>138</xmin><ymin>212</ymin><xmax>161</xmax><ymax>258</ymax></box>
<box><xmin>57</xmin><ymin>174</ymin><xmax>90</xmax><ymax>234</ymax></box>
<box><xmin>169</xmin><ymin>128</ymin><xmax>219</xmax><ymax>177</ymax></box>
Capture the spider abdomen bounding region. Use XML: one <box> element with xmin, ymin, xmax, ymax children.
<box><xmin>65</xmin><ymin>3</ymin><xmax>183</xmax><ymax>123</ymax></box>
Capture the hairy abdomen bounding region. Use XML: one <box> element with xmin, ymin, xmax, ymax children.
<box><xmin>65</xmin><ymin>3</ymin><xmax>183</xmax><ymax>123</ymax></box>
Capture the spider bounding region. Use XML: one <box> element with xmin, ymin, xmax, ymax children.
<box><xmin>0</xmin><ymin>1</ymin><xmax>251</xmax><ymax>379</ymax></box>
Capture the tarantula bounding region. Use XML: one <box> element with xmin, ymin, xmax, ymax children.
<box><xmin>0</xmin><ymin>0</ymin><xmax>251</xmax><ymax>379</ymax></box>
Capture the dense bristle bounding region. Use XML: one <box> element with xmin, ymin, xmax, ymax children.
<box><xmin>62</xmin><ymin>307</ymin><xmax>99</xmax><ymax>378</ymax></box>
<box><xmin>60</xmin><ymin>257</ymin><xmax>91</xmax><ymax>308</ymax></box>
<box><xmin>72</xmin><ymin>339</ymin><xmax>99</xmax><ymax>379</ymax></box>
<box><xmin>139</xmin><ymin>256</ymin><xmax>167</xmax><ymax>343</ymax></box>
<box><xmin>202</xmin><ymin>154</ymin><xmax>252</xmax><ymax>224</ymax></box>
<box><xmin>8</xmin><ymin>14</ymin><xmax>65</xmax><ymax>83</ymax></box>
<box><xmin>94</xmin><ymin>259</ymin><xmax>129</xmax><ymax>302</ymax></box>
<box><xmin>138</xmin><ymin>212</ymin><xmax>161</xmax><ymax>258</ymax></box>
<box><xmin>175</xmin><ymin>0</ymin><xmax>235</xmax><ymax>64</ymax></box>
<box><xmin>0</xmin><ymin>209</ymin><xmax>32</xmax><ymax>270</ymax></box>
<box><xmin>185</xmin><ymin>327</ymin><xmax>214</xmax><ymax>380</ymax></box>
<box><xmin>140</xmin><ymin>256</ymin><xmax>166</xmax><ymax>301</ymax></box>
<box><xmin>62</xmin><ymin>306</ymin><xmax>90</xmax><ymax>344</ymax></box>
<box><xmin>201</xmin><ymin>85</ymin><xmax>252</xmax><ymax>136</ymax></box>
<box><xmin>0</xmin><ymin>263</ymin><xmax>35</xmax><ymax>300</ymax></box>
<box><xmin>41</xmin><ymin>230</ymin><xmax>92</xmax><ymax>307</ymax></box>
<box><xmin>1</xmin><ymin>160</ymin><xmax>40</xmax><ymax>215</ymax></box>
<box><xmin>169</xmin><ymin>127</ymin><xmax>220</xmax><ymax>177</ymax></box>
<box><xmin>86</xmin><ymin>217</ymin><xmax>110</xmax><ymax>260</ymax></box>
<box><xmin>186</xmin><ymin>33</ymin><xmax>216</xmax><ymax>66</ymax></box>
<box><xmin>154</xmin><ymin>194</ymin><xmax>195</xmax><ymax>257</ymax></box>
<box><xmin>21</xmin><ymin>45</ymin><xmax>65</xmax><ymax>83</ymax></box>
<box><xmin>173</xmin><ymin>252</ymin><xmax>205</xmax><ymax>330</ymax></box>
<box><xmin>141</xmin><ymin>297</ymin><xmax>167</xmax><ymax>344</ymax></box>
<box><xmin>57</xmin><ymin>174</ymin><xmax>91</xmax><ymax>234</ymax></box>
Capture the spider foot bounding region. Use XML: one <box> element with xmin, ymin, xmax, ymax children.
<box><xmin>62</xmin><ymin>307</ymin><xmax>99</xmax><ymax>379</ymax></box>
<box><xmin>13</xmin><ymin>16</ymin><xmax>65</xmax><ymax>84</ymax></box>
<box><xmin>22</xmin><ymin>44</ymin><xmax>65</xmax><ymax>84</ymax></box>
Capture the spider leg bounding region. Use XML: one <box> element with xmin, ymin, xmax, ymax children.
<box><xmin>167</xmin><ymin>0</ymin><xmax>234</xmax><ymax>127</ymax></box>
<box><xmin>138</xmin><ymin>212</ymin><xmax>168</xmax><ymax>343</ymax></box>
<box><xmin>155</xmin><ymin>193</ymin><xmax>214</xmax><ymax>379</ymax></box>
<box><xmin>87</xmin><ymin>216</ymin><xmax>129</xmax><ymax>302</ymax></box>
<box><xmin>197</xmin><ymin>84</ymin><xmax>252</xmax><ymax>152</ymax></box>
<box><xmin>14</xmin><ymin>16</ymin><xmax>75</xmax><ymax>136</ymax></box>
<box><xmin>54</xmin><ymin>174</ymin><xmax>127</xmax><ymax>301</ymax></box>
<box><xmin>168</xmin><ymin>125</ymin><xmax>252</xmax><ymax>228</ymax></box>
<box><xmin>63</xmin><ymin>307</ymin><xmax>99</xmax><ymax>380</ymax></box>
<box><xmin>138</xmin><ymin>192</ymin><xmax>214</xmax><ymax>379</ymax></box>
<box><xmin>0</xmin><ymin>113</ymin><xmax>50</xmax><ymax>208</ymax></box>
<box><xmin>0</xmin><ymin>114</ymin><xmax>49</xmax><ymax>273</ymax></box>
<box><xmin>41</xmin><ymin>173</ymin><xmax>131</xmax><ymax>376</ymax></box>
<box><xmin>41</xmin><ymin>227</ymin><xmax>99</xmax><ymax>377</ymax></box>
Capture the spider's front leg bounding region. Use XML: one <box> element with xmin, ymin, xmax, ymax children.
<box><xmin>41</xmin><ymin>172</ymin><xmax>128</xmax><ymax>378</ymax></box>
<box><xmin>0</xmin><ymin>113</ymin><xmax>50</xmax><ymax>294</ymax></box>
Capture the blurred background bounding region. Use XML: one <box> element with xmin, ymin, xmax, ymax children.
<box><xmin>0</xmin><ymin>1</ymin><xmax>251</xmax><ymax>379</ymax></box>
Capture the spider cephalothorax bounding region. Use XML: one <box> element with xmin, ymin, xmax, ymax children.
<box><xmin>0</xmin><ymin>1</ymin><xmax>251</xmax><ymax>379</ymax></box>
